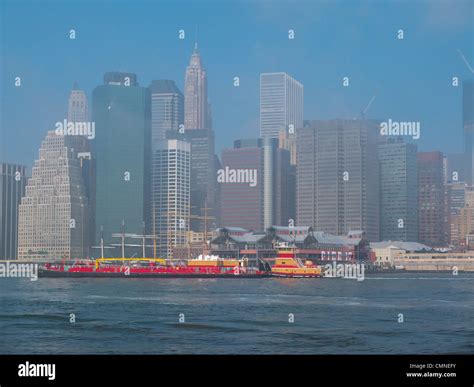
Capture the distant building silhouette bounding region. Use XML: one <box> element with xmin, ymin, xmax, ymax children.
<box><xmin>68</xmin><ymin>82</ymin><xmax>88</xmax><ymax>122</ymax></box>
<box><xmin>0</xmin><ymin>163</ymin><xmax>27</xmax><ymax>260</ymax></box>
<box><xmin>463</xmin><ymin>79</ymin><xmax>474</xmax><ymax>184</ymax></box>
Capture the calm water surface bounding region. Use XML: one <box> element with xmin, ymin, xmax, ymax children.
<box><xmin>0</xmin><ymin>273</ymin><xmax>473</xmax><ymax>354</ymax></box>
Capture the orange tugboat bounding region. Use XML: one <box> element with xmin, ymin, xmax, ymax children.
<box><xmin>270</xmin><ymin>249</ymin><xmax>322</xmax><ymax>278</ymax></box>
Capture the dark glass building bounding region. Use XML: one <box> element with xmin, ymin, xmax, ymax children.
<box><xmin>378</xmin><ymin>137</ymin><xmax>418</xmax><ymax>241</ymax></box>
<box><xmin>417</xmin><ymin>151</ymin><xmax>446</xmax><ymax>247</ymax></box>
<box><xmin>0</xmin><ymin>163</ymin><xmax>27</xmax><ymax>259</ymax></box>
<box><xmin>92</xmin><ymin>72</ymin><xmax>151</xmax><ymax>245</ymax></box>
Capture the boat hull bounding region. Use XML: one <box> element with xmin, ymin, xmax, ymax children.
<box><xmin>271</xmin><ymin>273</ymin><xmax>321</xmax><ymax>278</ymax></box>
<box><xmin>38</xmin><ymin>268</ymin><xmax>269</xmax><ymax>278</ymax></box>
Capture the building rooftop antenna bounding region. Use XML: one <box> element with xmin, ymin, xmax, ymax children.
<box><xmin>194</xmin><ymin>25</ymin><xmax>199</xmax><ymax>52</ymax></box>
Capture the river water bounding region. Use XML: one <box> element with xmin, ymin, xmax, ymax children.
<box><xmin>0</xmin><ymin>273</ymin><xmax>473</xmax><ymax>354</ymax></box>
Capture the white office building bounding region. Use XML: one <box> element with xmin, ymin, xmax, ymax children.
<box><xmin>152</xmin><ymin>139</ymin><xmax>191</xmax><ymax>258</ymax></box>
<box><xmin>17</xmin><ymin>131</ymin><xmax>90</xmax><ymax>260</ymax></box>
<box><xmin>260</xmin><ymin>72</ymin><xmax>303</xmax><ymax>139</ymax></box>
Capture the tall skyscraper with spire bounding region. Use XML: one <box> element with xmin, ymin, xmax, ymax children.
<box><xmin>68</xmin><ymin>83</ymin><xmax>95</xmax><ymax>249</ymax></box>
<box><xmin>68</xmin><ymin>82</ymin><xmax>88</xmax><ymax>122</ymax></box>
<box><xmin>166</xmin><ymin>44</ymin><xmax>218</xmax><ymax>232</ymax></box>
<box><xmin>184</xmin><ymin>43</ymin><xmax>210</xmax><ymax>130</ymax></box>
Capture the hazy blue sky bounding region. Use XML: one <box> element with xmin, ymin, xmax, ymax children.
<box><xmin>1</xmin><ymin>0</ymin><xmax>473</xmax><ymax>169</ymax></box>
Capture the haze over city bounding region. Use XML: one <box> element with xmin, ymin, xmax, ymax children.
<box><xmin>1</xmin><ymin>3</ymin><xmax>474</xmax><ymax>382</ymax></box>
<box><xmin>1</xmin><ymin>0</ymin><xmax>473</xmax><ymax>168</ymax></box>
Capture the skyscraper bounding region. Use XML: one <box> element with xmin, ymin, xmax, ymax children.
<box><xmin>184</xmin><ymin>43</ymin><xmax>210</xmax><ymax>130</ymax></box>
<box><xmin>417</xmin><ymin>151</ymin><xmax>446</xmax><ymax>247</ymax></box>
<box><xmin>279</xmin><ymin>128</ymin><xmax>297</xmax><ymax>165</ymax></box>
<box><xmin>378</xmin><ymin>137</ymin><xmax>418</xmax><ymax>241</ymax></box>
<box><xmin>0</xmin><ymin>163</ymin><xmax>27</xmax><ymax>260</ymax></box>
<box><xmin>68</xmin><ymin>82</ymin><xmax>95</xmax><ymax>250</ymax></box>
<box><xmin>296</xmin><ymin>120</ymin><xmax>380</xmax><ymax>241</ymax></box>
<box><xmin>152</xmin><ymin>139</ymin><xmax>190</xmax><ymax>258</ymax></box>
<box><xmin>167</xmin><ymin>128</ymin><xmax>216</xmax><ymax>232</ymax></box>
<box><xmin>447</xmin><ymin>181</ymin><xmax>468</xmax><ymax>245</ymax></box>
<box><xmin>447</xmin><ymin>153</ymin><xmax>466</xmax><ymax>183</ymax></box>
<box><xmin>180</xmin><ymin>44</ymin><xmax>217</xmax><ymax>230</ymax></box>
<box><xmin>272</xmin><ymin>141</ymin><xmax>295</xmax><ymax>228</ymax></box>
<box><xmin>68</xmin><ymin>82</ymin><xmax>88</xmax><ymax>122</ymax></box>
<box><xmin>150</xmin><ymin>80</ymin><xmax>184</xmax><ymax>145</ymax></box>
<box><xmin>220</xmin><ymin>138</ymin><xmax>294</xmax><ymax>231</ymax></box>
<box><xmin>220</xmin><ymin>139</ymin><xmax>264</xmax><ymax>231</ymax></box>
<box><xmin>17</xmin><ymin>132</ymin><xmax>90</xmax><ymax>260</ymax></box>
<box><xmin>92</xmin><ymin>72</ymin><xmax>151</xmax><ymax>245</ymax></box>
<box><xmin>463</xmin><ymin>79</ymin><xmax>474</xmax><ymax>184</ymax></box>
<box><xmin>260</xmin><ymin>72</ymin><xmax>303</xmax><ymax>139</ymax></box>
<box><xmin>451</xmin><ymin>186</ymin><xmax>474</xmax><ymax>247</ymax></box>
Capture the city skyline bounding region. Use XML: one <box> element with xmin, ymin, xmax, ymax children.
<box><xmin>1</xmin><ymin>0</ymin><xmax>473</xmax><ymax>169</ymax></box>
<box><xmin>4</xmin><ymin>50</ymin><xmax>473</xmax><ymax>251</ymax></box>
<box><xmin>2</xmin><ymin>1</ymin><xmax>474</xmax><ymax>373</ymax></box>
<box><xmin>1</xmin><ymin>0</ymin><xmax>473</xmax><ymax>259</ymax></box>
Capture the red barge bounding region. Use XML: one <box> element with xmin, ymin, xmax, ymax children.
<box><xmin>39</xmin><ymin>256</ymin><xmax>270</xmax><ymax>278</ymax></box>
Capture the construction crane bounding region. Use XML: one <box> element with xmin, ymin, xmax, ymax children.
<box><xmin>457</xmin><ymin>49</ymin><xmax>474</xmax><ymax>74</ymax></box>
<box><xmin>160</xmin><ymin>205</ymin><xmax>215</xmax><ymax>260</ymax></box>
<box><xmin>361</xmin><ymin>94</ymin><xmax>376</xmax><ymax>120</ymax></box>
<box><xmin>354</xmin><ymin>94</ymin><xmax>376</xmax><ymax>120</ymax></box>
